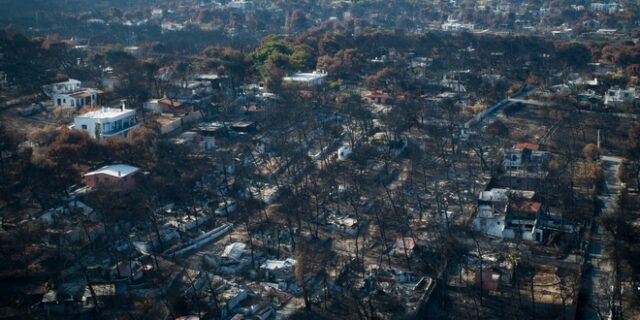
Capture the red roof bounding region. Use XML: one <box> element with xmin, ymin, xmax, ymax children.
<box><xmin>158</xmin><ymin>98</ymin><xmax>183</xmax><ymax>108</ymax></box>
<box><xmin>509</xmin><ymin>200</ymin><xmax>542</xmax><ymax>213</ymax></box>
<box><xmin>365</xmin><ymin>91</ymin><xmax>392</xmax><ymax>99</ymax></box>
<box><xmin>514</xmin><ymin>143</ymin><xmax>540</xmax><ymax>151</ymax></box>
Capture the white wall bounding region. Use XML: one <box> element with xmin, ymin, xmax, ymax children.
<box><xmin>75</xmin><ymin>117</ymin><xmax>97</xmax><ymax>138</ymax></box>
<box><xmin>54</xmin><ymin>91</ymin><xmax>97</xmax><ymax>108</ymax></box>
<box><xmin>474</xmin><ymin>217</ymin><xmax>505</xmax><ymax>238</ymax></box>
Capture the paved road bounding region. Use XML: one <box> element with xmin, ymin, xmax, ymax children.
<box><xmin>465</xmin><ymin>84</ymin><xmax>533</xmax><ymax>129</ymax></box>
<box><xmin>581</xmin><ymin>156</ymin><xmax>622</xmax><ymax>320</ymax></box>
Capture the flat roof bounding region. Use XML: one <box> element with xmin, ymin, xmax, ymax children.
<box><xmin>70</xmin><ymin>89</ymin><xmax>102</xmax><ymax>98</ymax></box>
<box><xmin>478</xmin><ymin>188</ymin><xmax>509</xmax><ymax>202</ymax></box>
<box><xmin>260</xmin><ymin>258</ymin><xmax>296</xmax><ymax>270</ymax></box>
<box><xmin>194</xmin><ymin>74</ymin><xmax>226</xmax><ymax>81</ymax></box>
<box><xmin>194</xmin><ymin>122</ymin><xmax>225</xmax><ymax>133</ymax></box>
<box><xmin>53</xmin><ymin>78</ymin><xmax>81</xmax><ymax>85</ymax></box>
<box><xmin>231</xmin><ymin>121</ymin><xmax>255</xmax><ymax>128</ymax></box>
<box><xmin>85</xmin><ymin>164</ymin><xmax>139</xmax><ymax>178</ymax></box>
<box><xmin>283</xmin><ymin>71</ymin><xmax>327</xmax><ymax>82</ymax></box>
<box><xmin>77</xmin><ymin>108</ymin><xmax>135</xmax><ymax>119</ymax></box>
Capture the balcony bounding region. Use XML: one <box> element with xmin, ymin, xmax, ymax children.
<box><xmin>100</xmin><ymin>119</ymin><xmax>140</xmax><ymax>138</ymax></box>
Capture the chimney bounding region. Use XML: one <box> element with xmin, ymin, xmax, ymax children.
<box><xmin>120</xmin><ymin>99</ymin><xmax>127</xmax><ymax>111</ymax></box>
<box><xmin>118</xmin><ymin>171</ymin><xmax>121</xmax><ymax>177</ymax></box>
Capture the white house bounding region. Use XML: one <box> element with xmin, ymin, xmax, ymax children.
<box><xmin>46</xmin><ymin>78</ymin><xmax>82</xmax><ymax>94</ymax></box>
<box><xmin>337</xmin><ymin>146</ymin><xmax>352</xmax><ymax>161</ymax></box>
<box><xmin>161</xmin><ymin>22</ymin><xmax>185</xmax><ymax>32</ymax></box>
<box><xmin>474</xmin><ymin>188</ymin><xmax>543</xmax><ymax>242</ymax></box>
<box><xmin>44</xmin><ymin>79</ymin><xmax>101</xmax><ymax>108</ymax></box>
<box><xmin>53</xmin><ymin>88</ymin><xmax>101</xmax><ymax>108</ymax></box>
<box><xmin>227</xmin><ymin>0</ymin><xmax>254</xmax><ymax>10</ymax></box>
<box><xmin>440</xmin><ymin>75</ymin><xmax>467</xmax><ymax>93</ymax></box>
<box><xmin>590</xmin><ymin>3</ymin><xmax>606</xmax><ymax>11</ymax></box>
<box><xmin>283</xmin><ymin>70</ymin><xmax>328</xmax><ymax>86</ymax></box>
<box><xmin>604</xmin><ymin>86</ymin><xmax>636</xmax><ymax>108</ymax></box>
<box><xmin>260</xmin><ymin>258</ymin><xmax>296</xmax><ymax>282</ymax></box>
<box><xmin>591</xmin><ymin>2</ymin><xmax>624</xmax><ymax>14</ymax></box>
<box><xmin>74</xmin><ymin>104</ymin><xmax>139</xmax><ymax>139</ymax></box>
<box><xmin>503</xmin><ymin>143</ymin><xmax>548</xmax><ymax>173</ymax></box>
<box><xmin>151</xmin><ymin>8</ymin><xmax>163</xmax><ymax>19</ymax></box>
<box><xmin>507</xmin><ymin>200</ymin><xmax>543</xmax><ymax>242</ymax></box>
<box><xmin>474</xmin><ymin>188</ymin><xmax>509</xmax><ymax>238</ymax></box>
<box><xmin>441</xmin><ymin>20</ymin><xmax>474</xmax><ymax>31</ymax></box>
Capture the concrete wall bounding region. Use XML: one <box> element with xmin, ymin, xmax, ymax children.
<box><xmin>84</xmin><ymin>173</ymin><xmax>136</xmax><ymax>191</ymax></box>
<box><xmin>474</xmin><ymin>217</ymin><xmax>505</xmax><ymax>238</ymax></box>
<box><xmin>160</xmin><ymin>112</ymin><xmax>204</xmax><ymax>135</ymax></box>
<box><xmin>160</xmin><ymin>118</ymin><xmax>182</xmax><ymax>135</ymax></box>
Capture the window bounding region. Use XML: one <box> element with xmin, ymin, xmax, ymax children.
<box><xmin>496</xmin><ymin>221</ymin><xmax>501</xmax><ymax>225</ymax></box>
<box><xmin>81</xmin><ymin>125</ymin><xmax>87</xmax><ymax>130</ymax></box>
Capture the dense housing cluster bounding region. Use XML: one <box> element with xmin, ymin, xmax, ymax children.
<box><xmin>1</xmin><ymin>1</ymin><xmax>640</xmax><ymax>319</ymax></box>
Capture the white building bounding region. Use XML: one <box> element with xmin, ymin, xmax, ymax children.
<box><xmin>474</xmin><ymin>188</ymin><xmax>509</xmax><ymax>238</ymax></box>
<box><xmin>440</xmin><ymin>75</ymin><xmax>467</xmax><ymax>93</ymax></box>
<box><xmin>604</xmin><ymin>86</ymin><xmax>636</xmax><ymax>108</ymax></box>
<box><xmin>503</xmin><ymin>143</ymin><xmax>548</xmax><ymax>173</ymax></box>
<box><xmin>473</xmin><ymin>188</ymin><xmax>543</xmax><ymax>242</ymax></box>
<box><xmin>283</xmin><ymin>70</ymin><xmax>328</xmax><ymax>86</ymax></box>
<box><xmin>441</xmin><ymin>20</ymin><xmax>474</xmax><ymax>31</ymax></box>
<box><xmin>74</xmin><ymin>104</ymin><xmax>139</xmax><ymax>139</ymax></box>
<box><xmin>591</xmin><ymin>2</ymin><xmax>624</xmax><ymax>14</ymax></box>
<box><xmin>46</xmin><ymin>78</ymin><xmax>82</xmax><ymax>94</ymax></box>
<box><xmin>590</xmin><ymin>2</ymin><xmax>606</xmax><ymax>11</ymax></box>
<box><xmin>227</xmin><ymin>0</ymin><xmax>254</xmax><ymax>10</ymax></box>
<box><xmin>151</xmin><ymin>8</ymin><xmax>163</xmax><ymax>19</ymax></box>
<box><xmin>337</xmin><ymin>146</ymin><xmax>352</xmax><ymax>161</ymax></box>
<box><xmin>161</xmin><ymin>22</ymin><xmax>185</xmax><ymax>32</ymax></box>
<box><xmin>260</xmin><ymin>258</ymin><xmax>296</xmax><ymax>282</ymax></box>
<box><xmin>54</xmin><ymin>88</ymin><xmax>100</xmax><ymax>108</ymax></box>
<box><xmin>44</xmin><ymin>79</ymin><xmax>101</xmax><ymax>108</ymax></box>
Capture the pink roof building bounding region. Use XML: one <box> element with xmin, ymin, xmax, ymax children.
<box><xmin>83</xmin><ymin>164</ymin><xmax>139</xmax><ymax>192</ymax></box>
